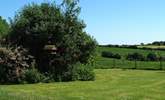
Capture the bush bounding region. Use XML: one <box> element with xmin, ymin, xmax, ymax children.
<box><xmin>102</xmin><ymin>51</ymin><xmax>121</xmax><ymax>59</ymax></box>
<box><xmin>126</xmin><ymin>52</ymin><xmax>145</xmax><ymax>61</ymax></box>
<box><xmin>76</xmin><ymin>63</ymin><xmax>95</xmax><ymax>81</ymax></box>
<box><xmin>59</xmin><ymin>63</ymin><xmax>95</xmax><ymax>81</ymax></box>
<box><xmin>78</xmin><ymin>68</ymin><xmax>95</xmax><ymax>81</ymax></box>
<box><xmin>147</xmin><ymin>53</ymin><xmax>158</xmax><ymax>61</ymax></box>
<box><xmin>102</xmin><ymin>51</ymin><xmax>114</xmax><ymax>58</ymax></box>
<box><xmin>113</xmin><ymin>53</ymin><xmax>121</xmax><ymax>59</ymax></box>
<box><xmin>0</xmin><ymin>46</ymin><xmax>35</xmax><ymax>84</ymax></box>
<box><xmin>41</xmin><ymin>73</ymin><xmax>55</xmax><ymax>83</ymax></box>
<box><xmin>24</xmin><ymin>68</ymin><xmax>44</xmax><ymax>83</ymax></box>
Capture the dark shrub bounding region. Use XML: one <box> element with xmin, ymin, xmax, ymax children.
<box><xmin>102</xmin><ymin>51</ymin><xmax>121</xmax><ymax>59</ymax></box>
<box><xmin>52</xmin><ymin>62</ymin><xmax>95</xmax><ymax>82</ymax></box>
<box><xmin>102</xmin><ymin>51</ymin><xmax>114</xmax><ymax>58</ymax></box>
<box><xmin>152</xmin><ymin>41</ymin><xmax>165</xmax><ymax>46</ymax></box>
<box><xmin>24</xmin><ymin>68</ymin><xmax>44</xmax><ymax>83</ymax></box>
<box><xmin>0</xmin><ymin>46</ymin><xmax>35</xmax><ymax>84</ymax></box>
<box><xmin>113</xmin><ymin>53</ymin><xmax>121</xmax><ymax>59</ymax></box>
<box><xmin>147</xmin><ymin>53</ymin><xmax>158</xmax><ymax>61</ymax></box>
<box><xmin>126</xmin><ymin>52</ymin><xmax>145</xmax><ymax>61</ymax></box>
<box><xmin>120</xmin><ymin>45</ymin><xmax>137</xmax><ymax>49</ymax></box>
<box><xmin>128</xmin><ymin>45</ymin><xmax>138</xmax><ymax>49</ymax></box>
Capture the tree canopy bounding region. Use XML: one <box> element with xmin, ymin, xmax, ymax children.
<box><xmin>6</xmin><ymin>0</ymin><xmax>97</xmax><ymax>81</ymax></box>
<box><xmin>0</xmin><ymin>16</ymin><xmax>9</xmax><ymax>38</ymax></box>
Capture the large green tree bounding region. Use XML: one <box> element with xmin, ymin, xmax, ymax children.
<box><xmin>8</xmin><ymin>0</ymin><xmax>97</xmax><ymax>81</ymax></box>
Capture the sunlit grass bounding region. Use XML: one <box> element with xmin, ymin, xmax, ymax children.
<box><xmin>1</xmin><ymin>69</ymin><xmax>165</xmax><ymax>100</ymax></box>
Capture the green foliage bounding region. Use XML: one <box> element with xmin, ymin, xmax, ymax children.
<box><xmin>7</xmin><ymin>0</ymin><xmax>96</xmax><ymax>82</ymax></box>
<box><xmin>113</xmin><ymin>53</ymin><xmax>121</xmax><ymax>59</ymax></box>
<box><xmin>69</xmin><ymin>63</ymin><xmax>95</xmax><ymax>81</ymax></box>
<box><xmin>151</xmin><ymin>41</ymin><xmax>165</xmax><ymax>46</ymax></box>
<box><xmin>102</xmin><ymin>51</ymin><xmax>114</xmax><ymax>58</ymax></box>
<box><xmin>49</xmin><ymin>62</ymin><xmax>95</xmax><ymax>82</ymax></box>
<box><xmin>24</xmin><ymin>68</ymin><xmax>44</xmax><ymax>83</ymax></box>
<box><xmin>77</xmin><ymin>64</ymin><xmax>95</xmax><ymax>81</ymax></box>
<box><xmin>0</xmin><ymin>16</ymin><xmax>9</xmax><ymax>38</ymax></box>
<box><xmin>0</xmin><ymin>46</ymin><xmax>35</xmax><ymax>84</ymax></box>
<box><xmin>102</xmin><ymin>51</ymin><xmax>121</xmax><ymax>59</ymax></box>
<box><xmin>147</xmin><ymin>53</ymin><xmax>158</xmax><ymax>61</ymax></box>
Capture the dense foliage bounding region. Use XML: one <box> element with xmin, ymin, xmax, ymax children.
<box><xmin>126</xmin><ymin>52</ymin><xmax>145</xmax><ymax>61</ymax></box>
<box><xmin>4</xmin><ymin>0</ymin><xmax>96</xmax><ymax>83</ymax></box>
<box><xmin>0</xmin><ymin>16</ymin><xmax>9</xmax><ymax>39</ymax></box>
<box><xmin>101</xmin><ymin>51</ymin><xmax>121</xmax><ymax>59</ymax></box>
<box><xmin>151</xmin><ymin>41</ymin><xmax>165</xmax><ymax>46</ymax></box>
<box><xmin>24</xmin><ymin>68</ymin><xmax>45</xmax><ymax>83</ymax></box>
<box><xmin>0</xmin><ymin>46</ymin><xmax>35</xmax><ymax>84</ymax></box>
<box><xmin>147</xmin><ymin>53</ymin><xmax>158</xmax><ymax>61</ymax></box>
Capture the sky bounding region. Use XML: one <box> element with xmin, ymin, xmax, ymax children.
<box><xmin>0</xmin><ymin>0</ymin><xmax>165</xmax><ymax>45</ymax></box>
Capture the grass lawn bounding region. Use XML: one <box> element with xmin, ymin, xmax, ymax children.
<box><xmin>1</xmin><ymin>69</ymin><xmax>165</xmax><ymax>100</ymax></box>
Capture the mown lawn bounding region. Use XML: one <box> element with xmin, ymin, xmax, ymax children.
<box><xmin>1</xmin><ymin>69</ymin><xmax>165</xmax><ymax>100</ymax></box>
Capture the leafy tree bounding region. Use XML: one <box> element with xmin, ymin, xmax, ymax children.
<box><xmin>7</xmin><ymin>0</ymin><xmax>97</xmax><ymax>81</ymax></box>
<box><xmin>147</xmin><ymin>53</ymin><xmax>158</xmax><ymax>61</ymax></box>
<box><xmin>0</xmin><ymin>16</ymin><xmax>9</xmax><ymax>38</ymax></box>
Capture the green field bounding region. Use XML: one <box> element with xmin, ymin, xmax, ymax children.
<box><xmin>95</xmin><ymin>46</ymin><xmax>165</xmax><ymax>69</ymax></box>
<box><xmin>95</xmin><ymin>57</ymin><xmax>165</xmax><ymax>70</ymax></box>
<box><xmin>97</xmin><ymin>46</ymin><xmax>165</xmax><ymax>56</ymax></box>
<box><xmin>138</xmin><ymin>45</ymin><xmax>165</xmax><ymax>49</ymax></box>
<box><xmin>1</xmin><ymin>69</ymin><xmax>165</xmax><ymax>100</ymax></box>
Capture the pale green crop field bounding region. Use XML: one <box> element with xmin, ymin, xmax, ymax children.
<box><xmin>138</xmin><ymin>45</ymin><xmax>165</xmax><ymax>49</ymax></box>
<box><xmin>1</xmin><ymin>69</ymin><xmax>165</xmax><ymax>100</ymax></box>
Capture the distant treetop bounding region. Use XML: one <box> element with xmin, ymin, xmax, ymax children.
<box><xmin>0</xmin><ymin>16</ymin><xmax>9</xmax><ymax>38</ymax></box>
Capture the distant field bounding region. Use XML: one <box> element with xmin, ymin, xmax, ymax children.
<box><xmin>95</xmin><ymin>57</ymin><xmax>165</xmax><ymax>70</ymax></box>
<box><xmin>1</xmin><ymin>69</ymin><xmax>165</xmax><ymax>100</ymax></box>
<box><xmin>138</xmin><ymin>45</ymin><xmax>165</xmax><ymax>49</ymax></box>
<box><xmin>97</xmin><ymin>46</ymin><xmax>165</xmax><ymax>56</ymax></box>
<box><xmin>95</xmin><ymin>46</ymin><xmax>165</xmax><ymax>69</ymax></box>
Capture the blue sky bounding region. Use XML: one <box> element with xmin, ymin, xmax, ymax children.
<box><xmin>1</xmin><ymin>0</ymin><xmax>165</xmax><ymax>45</ymax></box>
